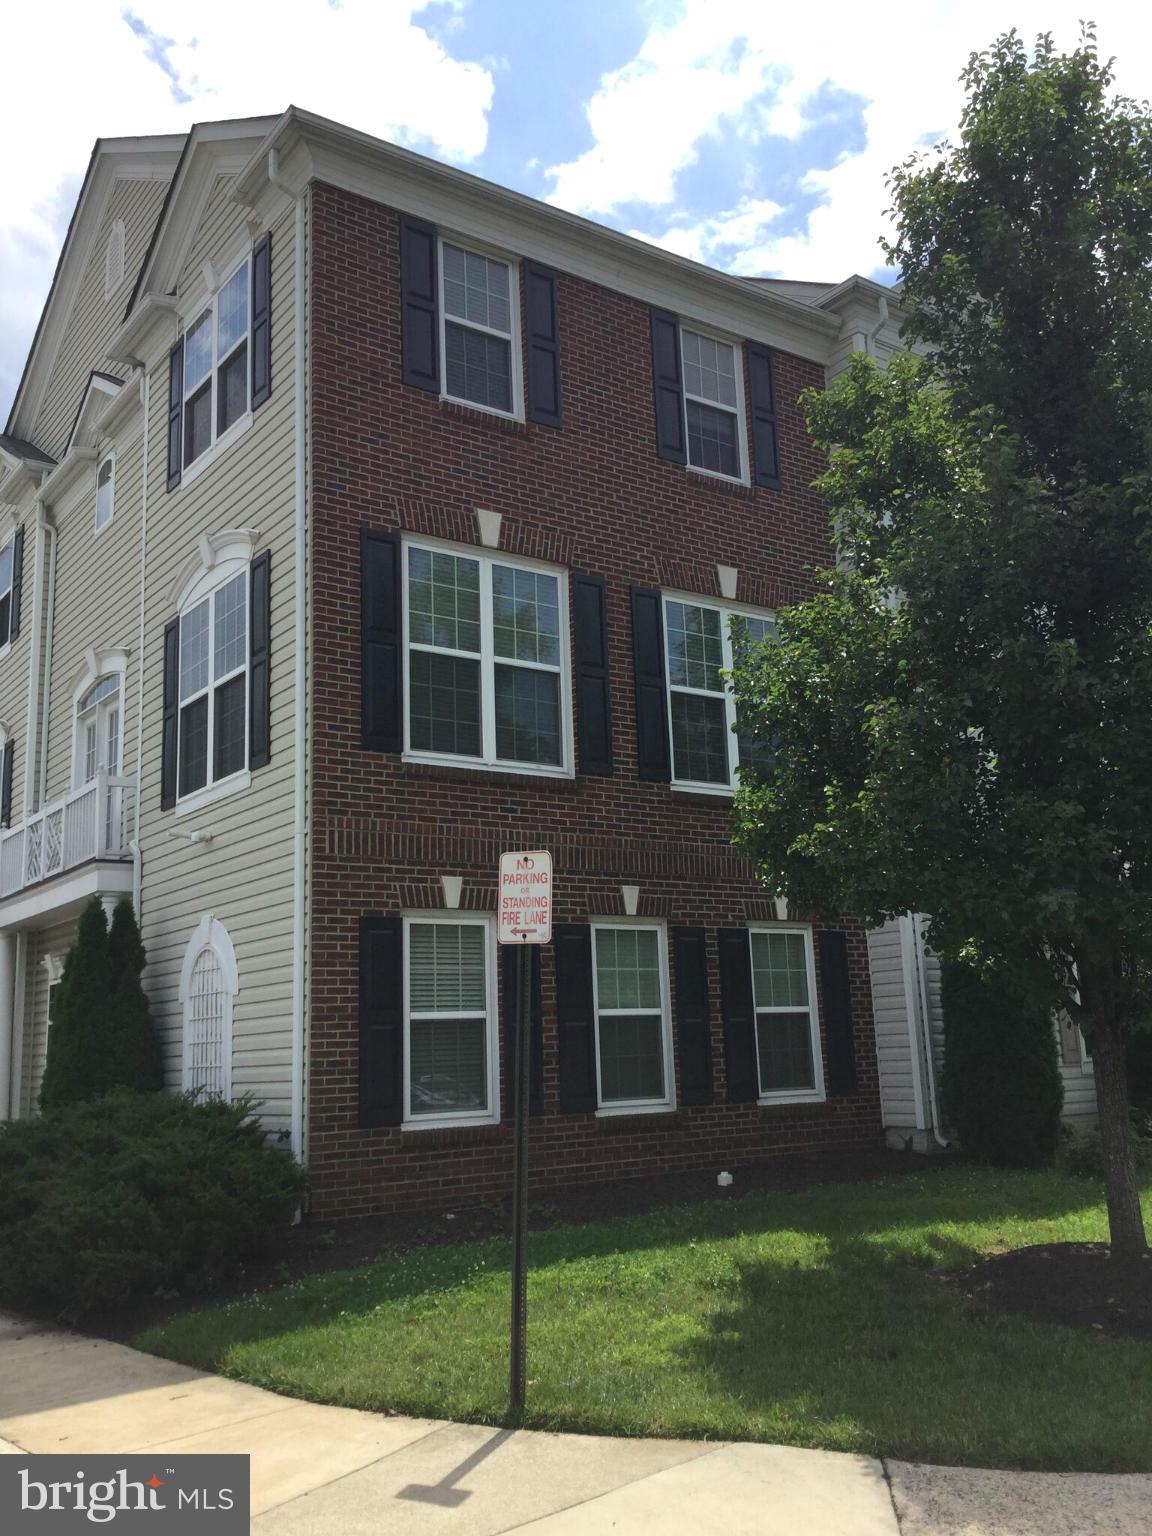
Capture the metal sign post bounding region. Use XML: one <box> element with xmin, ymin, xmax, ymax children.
<box><xmin>498</xmin><ymin>850</ymin><xmax>553</xmax><ymax>1422</ymax></box>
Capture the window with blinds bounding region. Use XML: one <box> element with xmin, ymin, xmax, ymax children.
<box><xmin>749</xmin><ymin>927</ymin><xmax>820</xmax><ymax>1098</ymax></box>
<box><xmin>591</xmin><ymin>923</ymin><xmax>673</xmax><ymax>1112</ymax></box>
<box><xmin>405</xmin><ymin>918</ymin><xmax>494</xmax><ymax>1123</ymax></box>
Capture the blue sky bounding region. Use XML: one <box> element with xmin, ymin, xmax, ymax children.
<box><xmin>3</xmin><ymin>1</ymin><xmax>1149</xmax><ymax>426</ymax></box>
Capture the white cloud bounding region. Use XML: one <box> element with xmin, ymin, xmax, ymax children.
<box><xmin>549</xmin><ymin>2</ymin><xmax>1152</xmax><ymax>280</ymax></box>
<box><xmin>1</xmin><ymin>0</ymin><xmax>494</xmax><ymax>421</ymax></box>
<box><xmin>627</xmin><ymin>196</ymin><xmax>784</xmax><ymax>264</ymax></box>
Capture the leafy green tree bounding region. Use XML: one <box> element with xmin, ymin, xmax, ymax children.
<box><xmin>732</xmin><ymin>30</ymin><xmax>1152</xmax><ymax>1259</ymax></box>
<box><xmin>38</xmin><ymin>899</ymin><xmax>112</xmax><ymax>1110</ymax></box>
<box><xmin>941</xmin><ymin>961</ymin><xmax>1064</xmax><ymax>1167</ymax></box>
<box><xmin>107</xmin><ymin>897</ymin><xmax>164</xmax><ymax>1093</ymax></box>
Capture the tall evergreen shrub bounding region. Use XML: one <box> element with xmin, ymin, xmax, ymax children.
<box><xmin>941</xmin><ymin>960</ymin><xmax>1064</xmax><ymax>1167</ymax></box>
<box><xmin>107</xmin><ymin>897</ymin><xmax>164</xmax><ymax>1092</ymax></box>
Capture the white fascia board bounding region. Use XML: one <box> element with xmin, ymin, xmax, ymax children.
<box><xmin>236</xmin><ymin>108</ymin><xmax>842</xmax><ymax>365</ymax></box>
<box><xmin>0</xmin><ymin>861</ymin><xmax>133</xmax><ymax>932</ymax></box>
<box><xmin>8</xmin><ymin>143</ymin><xmax>184</xmax><ymax>441</ymax></box>
<box><xmin>66</xmin><ymin>374</ymin><xmax>125</xmax><ymax>454</ymax></box>
<box><xmin>110</xmin><ymin>295</ymin><xmax>181</xmax><ymax>369</ymax></box>
<box><xmin>128</xmin><ymin>119</ymin><xmax>280</xmax><ymax>311</ymax></box>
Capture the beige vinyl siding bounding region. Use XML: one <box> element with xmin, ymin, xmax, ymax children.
<box><xmin>136</xmin><ymin>180</ymin><xmax>302</xmax><ymax>1137</ymax></box>
<box><xmin>40</xmin><ymin>418</ymin><xmax>145</xmax><ymax>808</ymax></box>
<box><xmin>32</xmin><ymin>179</ymin><xmax>169</xmax><ymax>462</ymax></box>
<box><xmin>867</xmin><ymin>919</ymin><xmax>920</xmax><ymax>1131</ymax></box>
<box><xmin>17</xmin><ymin>918</ymin><xmax>76</xmax><ymax>1116</ymax></box>
<box><xmin>1061</xmin><ymin>1060</ymin><xmax>1098</xmax><ymax>1125</ymax></box>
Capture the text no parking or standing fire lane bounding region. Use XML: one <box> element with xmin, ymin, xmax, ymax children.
<box><xmin>498</xmin><ymin>851</ymin><xmax>553</xmax><ymax>1419</ymax></box>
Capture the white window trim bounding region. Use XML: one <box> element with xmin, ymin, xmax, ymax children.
<box><xmin>401</xmin><ymin>911</ymin><xmax>500</xmax><ymax>1131</ymax></box>
<box><xmin>179</xmin><ymin>248</ymin><xmax>254</xmax><ymax>482</ymax></box>
<box><xmin>749</xmin><ymin>924</ymin><xmax>826</xmax><ymax>1106</ymax></box>
<box><xmin>680</xmin><ymin>324</ymin><xmax>750</xmax><ymax>485</ymax></box>
<box><xmin>590</xmin><ymin>918</ymin><xmax>676</xmax><ymax>1117</ymax></box>
<box><xmin>179</xmin><ymin>913</ymin><xmax>239</xmax><ymax>1100</ymax></box>
<box><xmin>174</xmin><ymin>557</ymin><xmax>250</xmax><ymax>809</ymax></box>
<box><xmin>437</xmin><ymin>234</ymin><xmax>525</xmax><ymax>422</ymax></box>
<box><xmin>94</xmin><ymin>450</ymin><xmax>115</xmax><ymax>535</ymax></box>
<box><xmin>401</xmin><ymin>535</ymin><xmax>574</xmax><ymax>779</ymax></box>
<box><xmin>662</xmin><ymin>589</ymin><xmax>776</xmax><ymax>795</ymax></box>
<box><xmin>68</xmin><ymin>649</ymin><xmax>129</xmax><ymax>793</ymax></box>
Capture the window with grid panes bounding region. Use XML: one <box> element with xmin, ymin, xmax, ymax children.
<box><xmin>440</xmin><ymin>242</ymin><xmax>517</xmax><ymax>414</ymax></box>
<box><xmin>405</xmin><ymin>544</ymin><xmax>568</xmax><ymax>772</ymax></box>
<box><xmin>592</xmin><ymin>925</ymin><xmax>672</xmax><ymax>1108</ymax></box>
<box><xmin>75</xmin><ymin>674</ymin><xmax>121</xmax><ymax>787</ymax></box>
<box><xmin>749</xmin><ymin>928</ymin><xmax>820</xmax><ymax>1097</ymax></box>
<box><xmin>405</xmin><ymin>918</ymin><xmax>494</xmax><ymax>1121</ymax></box>
<box><xmin>681</xmin><ymin>328</ymin><xmax>743</xmax><ymax>479</ymax></box>
<box><xmin>182</xmin><ymin>258</ymin><xmax>251</xmax><ymax>468</ymax></box>
<box><xmin>663</xmin><ymin>597</ymin><xmax>777</xmax><ymax>788</ymax></box>
<box><xmin>178</xmin><ymin>570</ymin><xmax>248</xmax><ymax>798</ymax></box>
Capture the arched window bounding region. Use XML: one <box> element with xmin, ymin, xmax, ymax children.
<box><xmin>104</xmin><ymin>220</ymin><xmax>125</xmax><ymax>300</ymax></box>
<box><xmin>74</xmin><ymin>673</ymin><xmax>122</xmax><ymax>788</ymax></box>
<box><xmin>180</xmin><ymin>915</ymin><xmax>238</xmax><ymax>1099</ymax></box>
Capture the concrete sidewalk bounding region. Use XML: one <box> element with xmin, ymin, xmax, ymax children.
<box><xmin>1</xmin><ymin>1312</ymin><xmax>1148</xmax><ymax>1535</ymax></box>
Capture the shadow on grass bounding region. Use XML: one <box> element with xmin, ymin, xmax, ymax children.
<box><xmin>681</xmin><ymin>1226</ymin><xmax>1152</xmax><ymax>1471</ymax></box>
<box><xmin>136</xmin><ymin>1168</ymin><xmax>1107</xmax><ymax>1374</ymax></box>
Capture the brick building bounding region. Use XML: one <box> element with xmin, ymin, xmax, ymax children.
<box><xmin>0</xmin><ymin>109</ymin><xmax>904</xmax><ymax>1219</ymax></box>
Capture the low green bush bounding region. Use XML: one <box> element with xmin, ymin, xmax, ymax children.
<box><xmin>0</xmin><ymin>1091</ymin><xmax>304</xmax><ymax>1321</ymax></box>
<box><xmin>941</xmin><ymin>960</ymin><xmax>1064</xmax><ymax>1167</ymax></box>
<box><xmin>1056</xmin><ymin>1120</ymin><xmax>1152</xmax><ymax>1180</ymax></box>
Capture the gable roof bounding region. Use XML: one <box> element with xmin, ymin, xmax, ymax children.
<box><xmin>5</xmin><ymin>133</ymin><xmax>185</xmax><ymax>444</ymax></box>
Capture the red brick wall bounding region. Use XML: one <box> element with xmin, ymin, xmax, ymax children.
<box><xmin>308</xmin><ymin>181</ymin><xmax>882</xmax><ymax>1219</ymax></box>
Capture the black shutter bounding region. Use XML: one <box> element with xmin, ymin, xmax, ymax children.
<box><xmin>673</xmin><ymin>927</ymin><xmax>713</xmax><ymax>1106</ymax></box>
<box><xmin>746</xmin><ymin>343</ymin><xmax>781</xmax><ymax>490</ymax></box>
<box><xmin>400</xmin><ymin>218</ymin><xmax>439</xmax><ymax>393</ymax></box>
<box><xmin>359</xmin><ymin>914</ymin><xmax>404</xmax><ymax>1127</ymax></box>
<box><xmin>0</xmin><ymin>741</ymin><xmax>12</xmax><ymax>830</ymax></box>
<box><xmin>361</xmin><ymin>529</ymin><xmax>403</xmax><ymax>752</ymax></box>
<box><xmin>502</xmin><ymin>945</ymin><xmax>544</xmax><ymax>1116</ymax></box>
<box><xmin>818</xmin><ymin>929</ymin><xmax>857</xmax><ymax>1096</ymax></box>
<box><xmin>572</xmin><ymin>573</ymin><xmax>613</xmax><ymax>775</ymax></box>
<box><xmin>166</xmin><ymin>338</ymin><xmax>184</xmax><ymax>491</ymax></box>
<box><xmin>160</xmin><ymin>618</ymin><xmax>180</xmax><ymax>811</ymax></box>
<box><xmin>650</xmin><ymin>308</ymin><xmax>686</xmax><ymax>464</ymax></box>
<box><xmin>554</xmin><ymin>924</ymin><xmax>597</xmax><ymax>1113</ymax></box>
<box><xmin>248</xmin><ymin>549</ymin><xmax>272</xmax><ymax>770</ymax></box>
<box><xmin>251</xmin><ymin>231</ymin><xmax>272</xmax><ymax>409</ymax></box>
<box><xmin>9</xmin><ymin>526</ymin><xmax>23</xmax><ymax>642</ymax></box>
<box><xmin>630</xmin><ymin>586</ymin><xmax>671</xmax><ymax>782</ymax></box>
<box><xmin>524</xmin><ymin>262</ymin><xmax>562</xmax><ymax>428</ymax></box>
<box><xmin>719</xmin><ymin>927</ymin><xmax>758</xmax><ymax>1102</ymax></box>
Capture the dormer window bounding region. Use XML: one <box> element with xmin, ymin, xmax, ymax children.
<box><xmin>95</xmin><ymin>455</ymin><xmax>114</xmax><ymax>532</ymax></box>
<box><xmin>183</xmin><ymin>257</ymin><xmax>251</xmax><ymax>469</ymax></box>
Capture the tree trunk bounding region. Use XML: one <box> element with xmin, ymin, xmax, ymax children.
<box><xmin>1091</xmin><ymin>1011</ymin><xmax>1148</xmax><ymax>1263</ymax></box>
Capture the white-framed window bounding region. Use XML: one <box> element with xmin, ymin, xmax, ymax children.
<box><xmin>663</xmin><ymin>594</ymin><xmax>776</xmax><ymax>792</ymax></box>
<box><xmin>95</xmin><ymin>454</ymin><xmax>115</xmax><ymax>532</ymax></box>
<box><xmin>180</xmin><ymin>914</ymin><xmax>238</xmax><ymax>1100</ymax></box>
<box><xmin>182</xmin><ymin>254</ymin><xmax>251</xmax><ymax>470</ymax></box>
<box><xmin>0</xmin><ymin>536</ymin><xmax>14</xmax><ymax>650</ymax></box>
<box><xmin>403</xmin><ymin>913</ymin><xmax>498</xmax><ymax>1128</ymax></box>
<box><xmin>177</xmin><ymin>565</ymin><xmax>248</xmax><ymax>801</ymax></box>
<box><xmin>590</xmin><ymin>921</ymin><xmax>675</xmax><ymax>1114</ymax></box>
<box><xmin>403</xmin><ymin>540</ymin><xmax>572</xmax><ymax>776</ymax></box>
<box><xmin>681</xmin><ymin>327</ymin><xmax>747</xmax><ymax>481</ymax></box>
<box><xmin>749</xmin><ymin>926</ymin><xmax>825</xmax><ymax>1103</ymax></box>
<box><xmin>439</xmin><ymin>238</ymin><xmax>522</xmax><ymax>418</ymax></box>
<box><xmin>73</xmin><ymin>674</ymin><xmax>122</xmax><ymax>788</ymax></box>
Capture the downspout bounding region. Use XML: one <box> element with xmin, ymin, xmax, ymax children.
<box><xmin>130</xmin><ymin>365</ymin><xmax>150</xmax><ymax>914</ymax></box>
<box><xmin>288</xmin><ymin>184</ymin><xmax>308</xmax><ymax>1162</ymax></box>
<box><xmin>867</xmin><ymin>295</ymin><xmax>890</xmax><ymax>354</ymax></box>
<box><xmin>911</xmin><ymin>913</ymin><xmax>950</xmax><ymax>1148</ymax></box>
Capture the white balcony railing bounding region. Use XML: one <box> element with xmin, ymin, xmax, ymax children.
<box><xmin>0</xmin><ymin>773</ymin><xmax>136</xmax><ymax>898</ymax></box>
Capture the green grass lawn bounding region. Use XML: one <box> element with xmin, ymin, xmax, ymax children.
<box><xmin>134</xmin><ymin>1167</ymin><xmax>1152</xmax><ymax>1471</ymax></box>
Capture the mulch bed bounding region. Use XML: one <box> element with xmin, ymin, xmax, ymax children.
<box><xmin>956</xmin><ymin>1242</ymin><xmax>1152</xmax><ymax>1340</ymax></box>
<box><xmin>89</xmin><ymin>1144</ymin><xmax>925</xmax><ymax>1340</ymax></box>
